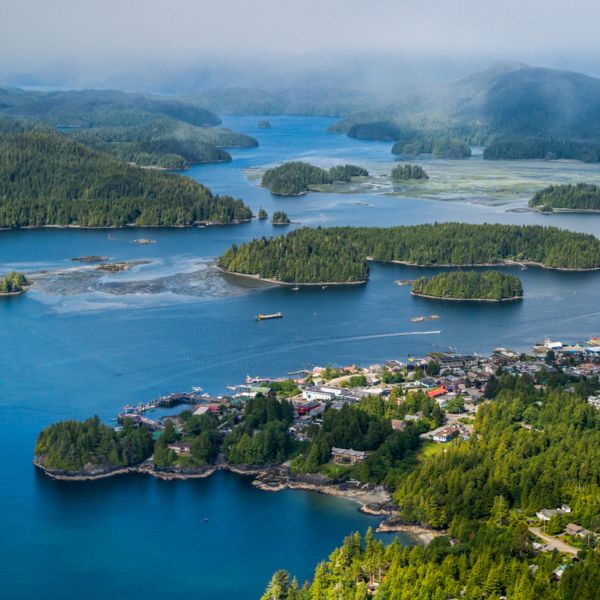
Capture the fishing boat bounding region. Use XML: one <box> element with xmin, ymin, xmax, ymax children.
<box><xmin>427</xmin><ymin>314</ymin><xmax>440</xmax><ymax>320</ymax></box>
<box><xmin>409</xmin><ymin>316</ymin><xmax>426</xmax><ymax>323</ymax></box>
<box><xmin>256</xmin><ymin>312</ymin><xmax>283</xmax><ymax>321</ymax></box>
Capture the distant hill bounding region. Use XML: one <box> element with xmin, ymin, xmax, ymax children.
<box><xmin>182</xmin><ymin>87</ymin><xmax>382</xmax><ymax>117</ymax></box>
<box><xmin>0</xmin><ymin>131</ymin><xmax>252</xmax><ymax>228</ymax></box>
<box><xmin>331</xmin><ymin>64</ymin><xmax>600</xmax><ymax>161</ymax></box>
<box><xmin>0</xmin><ymin>87</ymin><xmax>221</xmax><ymax>127</ymax></box>
<box><xmin>67</xmin><ymin>118</ymin><xmax>258</xmax><ymax>169</ymax></box>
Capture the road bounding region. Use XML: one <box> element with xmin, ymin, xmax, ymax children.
<box><xmin>529</xmin><ymin>527</ymin><xmax>579</xmax><ymax>556</ymax></box>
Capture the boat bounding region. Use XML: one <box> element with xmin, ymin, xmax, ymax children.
<box><xmin>191</xmin><ymin>386</ymin><xmax>203</xmax><ymax>393</ymax></box>
<box><xmin>292</xmin><ymin>286</ymin><xmax>300</xmax><ymax>291</ymax></box>
<box><xmin>394</xmin><ymin>279</ymin><xmax>414</xmax><ymax>286</ymax></box>
<box><xmin>322</xmin><ymin>285</ymin><xmax>327</xmax><ymax>290</ymax></box>
<box><xmin>409</xmin><ymin>316</ymin><xmax>426</xmax><ymax>322</ymax></box>
<box><xmin>256</xmin><ymin>312</ymin><xmax>283</xmax><ymax>321</ymax></box>
<box><xmin>427</xmin><ymin>314</ymin><xmax>440</xmax><ymax>320</ymax></box>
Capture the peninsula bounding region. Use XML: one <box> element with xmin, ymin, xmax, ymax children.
<box><xmin>411</xmin><ymin>270</ymin><xmax>524</xmax><ymax>301</ymax></box>
<box><xmin>0</xmin><ymin>131</ymin><xmax>252</xmax><ymax>228</ymax></box>
<box><xmin>218</xmin><ymin>223</ymin><xmax>600</xmax><ymax>284</ymax></box>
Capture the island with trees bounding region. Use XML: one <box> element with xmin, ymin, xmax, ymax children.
<box><xmin>0</xmin><ymin>131</ymin><xmax>253</xmax><ymax>228</ymax></box>
<box><xmin>391</xmin><ymin>164</ymin><xmax>429</xmax><ymax>180</ymax></box>
<box><xmin>530</xmin><ymin>183</ymin><xmax>600</xmax><ymax>212</ymax></box>
<box><xmin>257</xmin><ymin>207</ymin><xmax>268</xmax><ymax>220</ymax></box>
<box><xmin>0</xmin><ymin>271</ymin><xmax>30</xmax><ymax>296</ymax></box>
<box><xmin>261</xmin><ymin>162</ymin><xmax>369</xmax><ymax>196</ymax></box>
<box><xmin>411</xmin><ymin>270</ymin><xmax>524</xmax><ymax>301</ymax></box>
<box><xmin>271</xmin><ymin>211</ymin><xmax>290</xmax><ymax>225</ymax></box>
<box><xmin>218</xmin><ymin>223</ymin><xmax>600</xmax><ymax>284</ymax></box>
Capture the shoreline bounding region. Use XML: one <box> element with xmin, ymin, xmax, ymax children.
<box><xmin>217</xmin><ymin>267</ymin><xmax>367</xmax><ymax>287</ymax></box>
<box><xmin>410</xmin><ymin>290</ymin><xmax>523</xmax><ymax>302</ymax></box>
<box><xmin>368</xmin><ymin>257</ymin><xmax>600</xmax><ymax>272</ymax></box>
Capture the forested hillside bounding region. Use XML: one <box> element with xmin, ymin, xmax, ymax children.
<box><xmin>0</xmin><ymin>86</ymin><xmax>220</xmax><ymax>127</ymax></box>
<box><xmin>67</xmin><ymin>118</ymin><xmax>258</xmax><ymax>169</ymax></box>
<box><xmin>0</xmin><ymin>131</ymin><xmax>252</xmax><ymax>227</ymax></box>
<box><xmin>218</xmin><ymin>224</ymin><xmax>600</xmax><ymax>283</ymax></box>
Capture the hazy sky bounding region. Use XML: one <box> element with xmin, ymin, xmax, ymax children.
<box><xmin>2</xmin><ymin>0</ymin><xmax>600</xmax><ymax>88</ymax></box>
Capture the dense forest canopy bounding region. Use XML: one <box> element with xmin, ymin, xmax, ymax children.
<box><xmin>35</xmin><ymin>417</ymin><xmax>153</xmax><ymax>471</ymax></box>
<box><xmin>391</xmin><ymin>164</ymin><xmax>429</xmax><ymax>180</ymax></box>
<box><xmin>412</xmin><ymin>270</ymin><xmax>524</xmax><ymax>300</ymax></box>
<box><xmin>261</xmin><ymin>162</ymin><xmax>368</xmax><ymax>195</ymax></box>
<box><xmin>0</xmin><ymin>131</ymin><xmax>252</xmax><ymax>227</ymax></box>
<box><xmin>530</xmin><ymin>184</ymin><xmax>600</xmax><ymax>211</ymax></box>
<box><xmin>271</xmin><ymin>211</ymin><xmax>290</xmax><ymax>225</ymax></box>
<box><xmin>218</xmin><ymin>224</ymin><xmax>600</xmax><ymax>283</ymax></box>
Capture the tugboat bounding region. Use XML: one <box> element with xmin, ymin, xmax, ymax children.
<box><xmin>256</xmin><ymin>312</ymin><xmax>283</xmax><ymax>321</ymax></box>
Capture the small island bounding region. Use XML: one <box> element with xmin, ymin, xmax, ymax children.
<box><xmin>271</xmin><ymin>210</ymin><xmax>290</xmax><ymax>225</ymax></box>
<box><xmin>71</xmin><ymin>256</ymin><xmax>109</xmax><ymax>263</ymax></box>
<box><xmin>391</xmin><ymin>164</ymin><xmax>429</xmax><ymax>180</ymax></box>
<box><xmin>530</xmin><ymin>183</ymin><xmax>600</xmax><ymax>212</ymax></box>
<box><xmin>0</xmin><ymin>271</ymin><xmax>30</xmax><ymax>296</ymax></box>
<box><xmin>257</xmin><ymin>207</ymin><xmax>268</xmax><ymax>220</ymax></box>
<box><xmin>257</xmin><ymin>120</ymin><xmax>272</xmax><ymax>129</ymax></box>
<box><xmin>411</xmin><ymin>271</ymin><xmax>524</xmax><ymax>301</ymax></box>
<box><xmin>261</xmin><ymin>161</ymin><xmax>369</xmax><ymax>196</ymax></box>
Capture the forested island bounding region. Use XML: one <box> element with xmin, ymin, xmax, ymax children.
<box><xmin>218</xmin><ymin>223</ymin><xmax>600</xmax><ymax>284</ymax></box>
<box><xmin>0</xmin><ymin>131</ymin><xmax>252</xmax><ymax>228</ymax></box>
<box><xmin>411</xmin><ymin>271</ymin><xmax>524</xmax><ymax>301</ymax></box>
<box><xmin>261</xmin><ymin>162</ymin><xmax>368</xmax><ymax>196</ymax></box>
<box><xmin>530</xmin><ymin>183</ymin><xmax>600</xmax><ymax>212</ymax></box>
<box><xmin>391</xmin><ymin>164</ymin><xmax>429</xmax><ymax>180</ymax></box>
<box><xmin>271</xmin><ymin>211</ymin><xmax>290</xmax><ymax>225</ymax></box>
<box><xmin>0</xmin><ymin>271</ymin><xmax>29</xmax><ymax>295</ymax></box>
<box><xmin>262</xmin><ymin>373</ymin><xmax>600</xmax><ymax>599</ymax></box>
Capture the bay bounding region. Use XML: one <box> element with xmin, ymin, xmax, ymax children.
<box><xmin>1</xmin><ymin>116</ymin><xmax>599</xmax><ymax>599</ymax></box>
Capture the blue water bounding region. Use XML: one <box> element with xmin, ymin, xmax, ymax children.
<box><xmin>1</xmin><ymin>116</ymin><xmax>600</xmax><ymax>599</ymax></box>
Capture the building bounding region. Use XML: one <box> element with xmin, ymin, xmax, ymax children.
<box><xmin>432</xmin><ymin>426</ymin><xmax>459</xmax><ymax>443</ymax></box>
<box><xmin>167</xmin><ymin>442</ymin><xmax>192</xmax><ymax>455</ymax></box>
<box><xmin>564</xmin><ymin>523</ymin><xmax>594</xmax><ymax>538</ymax></box>
<box><xmin>331</xmin><ymin>447</ymin><xmax>368</xmax><ymax>465</ymax></box>
<box><xmin>302</xmin><ymin>385</ymin><xmax>344</xmax><ymax>402</ymax></box>
<box><xmin>588</xmin><ymin>396</ymin><xmax>600</xmax><ymax>410</ymax></box>
<box><xmin>391</xmin><ymin>419</ymin><xmax>407</xmax><ymax>431</ymax></box>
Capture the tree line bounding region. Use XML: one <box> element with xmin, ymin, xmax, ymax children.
<box><xmin>0</xmin><ymin>271</ymin><xmax>29</xmax><ymax>293</ymax></box>
<box><xmin>391</xmin><ymin>164</ymin><xmax>429</xmax><ymax>180</ymax></box>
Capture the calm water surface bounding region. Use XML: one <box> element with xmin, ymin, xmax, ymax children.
<box><xmin>1</xmin><ymin>116</ymin><xmax>600</xmax><ymax>598</ymax></box>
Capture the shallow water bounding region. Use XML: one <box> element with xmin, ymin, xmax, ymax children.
<box><xmin>1</xmin><ymin>116</ymin><xmax>600</xmax><ymax>599</ymax></box>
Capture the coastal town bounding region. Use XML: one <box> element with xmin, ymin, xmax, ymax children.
<box><xmin>38</xmin><ymin>334</ymin><xmax>598</xmax><ymax>564</ymax></box>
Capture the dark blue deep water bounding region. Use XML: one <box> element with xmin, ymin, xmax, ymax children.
<box><xmin>1</xmin><ymin>116</ymin><xmax>600</xmax><ymax>598</ymax></box>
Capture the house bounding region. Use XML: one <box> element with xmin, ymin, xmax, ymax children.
<box><xmin>193</xmin><ymin>405</ymin><xmax>210</xmax><ymax>416</ymax></box>
<box><xmin>427</xmin><ymin>386</ymin><xmax>447</xmax><ymax>399</ymax></box>
<box><xmin>536</xmin><ymin>505</ymin><xmax>571</xmax><ymax>522</ymax></box>
<box><xmin>564</xmin><ymin>523</ymin><xmax>594</xmax><ymax>538</ymax></box>
<box><xmin>391</xmin><ymin>419</ymin><xmax>407</xmax><ymax>431</ymax></box>
<box><xmin>432</xmin><ymin>426</ymin><xmax>459</xmax><ymax>443</ymax></box>
<box><xmin>588</xmin><ymin>396</ymin><xmax>600</xmax><ymax>410</ymax></box>
<box><xmin>331</xmin><ymin>447</ymin><xmax>368</xmax><ymax>465</ymax></box>
<box><xmin>167</xmin><ymin>442</ymin><xmax>192</xmax><ymax>455</ymax></box>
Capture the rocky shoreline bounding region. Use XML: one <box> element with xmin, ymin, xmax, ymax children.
<box><xmin>411</xmin><ymin>290</ymin><xmax>523</xmax><ymax>302</ymax></box>
<box><xmin>34</xmin><ymin>458</ymin><xmax>443</xmax><ymax>543</ymax></box>
<box><xmin>218</xmin><ymin>267</ymin><xmax>367</xmax><ymax>287</ymax></box>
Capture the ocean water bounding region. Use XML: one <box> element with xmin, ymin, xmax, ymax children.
<box><xmin>1</xmin><ymin>116</ymin><xmax>600</xmax><ymax>599</ymax></box>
